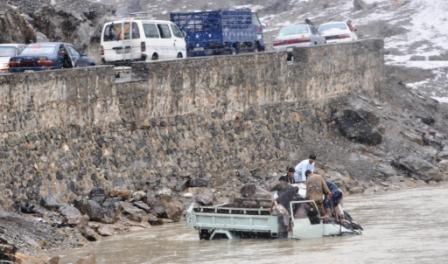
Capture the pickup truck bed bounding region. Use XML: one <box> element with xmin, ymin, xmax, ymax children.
<box><xmin>186</xmin><ymin>203</ymin><xmax>286</xmax><ymax>240</ymax></box>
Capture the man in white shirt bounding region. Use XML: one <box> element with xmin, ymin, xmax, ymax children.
<box><xmin>293</xmin><ymin>154</ymin><xmax>317</xmax><ymax>182</ymax></box>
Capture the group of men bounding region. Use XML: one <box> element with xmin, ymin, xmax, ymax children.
<box><xmin>275</xmin><ymin>154</ymin><xmax>345</xmax><ymax>224</ymax></box>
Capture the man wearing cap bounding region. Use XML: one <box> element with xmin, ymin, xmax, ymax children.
<box><xmin>293</xmin><ymin>154</ymin><xmax>317</xmax><ymax>183</ymax></box>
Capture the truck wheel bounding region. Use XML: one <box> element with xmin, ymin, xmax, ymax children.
<box><xmin>177</xmin><ymin>53</ymin><xmax>183</xmax><ymax>58</ymax></box>
<box><xmin>199</xmin><ymin>229</ymin><xmax>211</xmax><ymax>240</ymax></box>
<box><xmin>151</xmin><ymin>53</ymin><xmax>159</xmax><ymax>60</ymax></box>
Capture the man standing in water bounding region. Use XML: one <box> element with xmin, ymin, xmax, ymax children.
<box><xmin>305</xmin><ymin>170</ymin><xmax>331</xmax><ymax>218</ymax></box>
<box><xmin>293</xmin><ymin>154</ymin><xmax>317</xmax><ymax>182</ymax></box>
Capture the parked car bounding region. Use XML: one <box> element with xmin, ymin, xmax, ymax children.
<box><xmin>0</xmin><ymin>44</ymin><xmax>25</xmax><ymax>72</ymax></box>
<box><xmin>273</xmin><ymin>21</ymin><xmax>325</xmax><ymax>51</ymax></box>
<box><xmin>318</xmin><ymin>21</ymin><xmax>358</xmax><ymax>43</ymax></box>
<box><xmin>101</xmin><ymin>18</ymin><xmax>186</xmax><ymax>64</ymax></box>
<box><xmin>170</xmin><ymin>9</ymin><xmax>265</xmax><ymax>57</ymax></box>
<box><xmin>8</xmin><ymin>42</ymin><xmax>95</xmax><ymax>73</ymax></box>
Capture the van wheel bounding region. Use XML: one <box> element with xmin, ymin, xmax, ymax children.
<box><xmin>151</xmin><ymin>53</ymin><xmax>159</xmax><ymax>60</ymax></box>
<box><xmin>177</xmin><ymin>53</ymin><xmax>183</xmax><ymax>58</ymax></box>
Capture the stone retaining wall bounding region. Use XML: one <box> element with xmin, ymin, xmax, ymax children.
<box><xmin>0</xmin><ymin>39</ymin><xmax>384</xmax><ymax>205</ymax></box>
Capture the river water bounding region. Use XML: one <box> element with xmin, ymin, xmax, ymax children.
<box><xmin>58</xmin><ymin>185</ymin><xmax>448</xmax><ymax>264</ymax></box>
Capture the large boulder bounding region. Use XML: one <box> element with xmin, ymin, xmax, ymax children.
<box><xmin>332</xmin><ymin>109</ymin><xmax>382</xmax><ymax>145</ymax></box>
<box><xmin>392</xmin><ymin>155</ymin><xmax>441</xmax><ymax>181</ymax></box>
<box><xmin>74</xmin><ymin>198</ymin><xmax>119</xmax><ymax>224</ymax></box>
<box><xmin>59</xmin><ymin>204</ymin><xmax>82</xmax><ymax>226</ymax></box>
<box><xmin>40</xmin><ymin>195</ymin><xmax>62</xmax><ymax>210</ymax></box>
<box><xmin>159</xmin><ymin>195</ymin><xmax>183</xmax><ymax>222</ymax></box>
<box><xmin>192</xmin><ymin>188</ymin><xmax>215</xmax><ymax>206</ymax></box>
<box><xmin>119</xmin><ymin>202</ymin><xmax>146</xmax><ymax>222</ymax></box>
<box><xmin>145</xmin><ymin>195</ymin><xmax>167</xmax><ymax>218</ymax></box>
<box><xmin>88</xmin><ymin>187</ymin><xmax>107</xmax><ymax>204</ymax></box>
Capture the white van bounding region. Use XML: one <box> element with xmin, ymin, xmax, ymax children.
<box><xmin>100</xmin><ymin>19</ymin><xmax>186</xmax><ymax>64</ymax></box>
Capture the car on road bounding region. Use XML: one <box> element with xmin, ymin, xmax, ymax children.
<box><xmin>8</xmin><ymin>42</ymin><xmax>95</xmax><ymax>73</ymax></box>
<box><xmin>101</xmin><ymin>18</ymin><xmax>186</xmax><ymax>64</ymax></box>
<box><xmin>318</xmin><ymin>21</ymin><xmax>358</xmax><ymax>43</ymax></box>
<box><xmin>273</xmin><ymin>21</ymin><xmax>326</xmax><ymax>51</ymax></box>
<box><xmin>0</xmin><ymin>44</ymin><xmax>26</xmax><ymax>73</ymax></box>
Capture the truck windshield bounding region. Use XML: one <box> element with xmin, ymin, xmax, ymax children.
<box><xmin>279</xmin><ymin>25</ymin><xmax>309</xmax><ymax>36</ymax></box>
<box><xmin>0</xmin><ymin>47</ymin><xmax>17</xmax><ymax>57</ymax></box>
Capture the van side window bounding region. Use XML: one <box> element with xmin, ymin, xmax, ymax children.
<box><xmin>132</xmin><ymin>22</ymin><xmax>140</xmax><ymax>39</ymax></box>
<box><xmin>123</xmin><ymin>22</ymin><xmax>131</xmax><ymax>40</ymax></box>
<box><xmin>157</xmin><ymin>24</ymin><xmax>172</xmax><ymax>39</ymax></box>
<box><xmin>170</xmin><ymin>24</ymin><xmax>184</xmax><ymax>38</ymax></box>
<box><xmin>143</xmin><ymin>23</ymin><xmax>160</xmax><ymax>38</ymax></box>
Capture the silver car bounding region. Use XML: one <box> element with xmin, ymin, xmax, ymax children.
<box><xmin>273</xmin><ymin>22</ymin><xmax>326</xmax><ymax>51</ymax></box>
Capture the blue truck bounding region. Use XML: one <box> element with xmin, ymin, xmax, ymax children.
<box><xmin>170</xmin><ymin>9</ymin><xmax>265</xmax><ymax>57</ymax></box>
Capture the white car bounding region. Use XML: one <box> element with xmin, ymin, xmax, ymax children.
<box><xmin>318</xmin><ymin>21</ymin><xmax>358</xmax><ymax>43</ymax></box>
<box><xmin>101</xmin><ymin>19</ymin><xmax>187</xmax><ymax>64</ymax></box>
<box><xmin>273</xmin><ymin>23</ymin><xmax>326</xmax><ymax>52</ymax></box>
<box><xmin>0</xmin><ymin>44</ymin><xmax>25</xmax><ymax>72</ymax></box>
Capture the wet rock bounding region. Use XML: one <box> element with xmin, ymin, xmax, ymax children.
<box><xmin>19</xmin><ymin>202</ymin><xmax>37</xmax><ymax>214</ymax></box>
<box><xmin>145</xmin><ymin>196</ymin><xmax>167</xmax><ymax>218</ymax></box>
<box><xmin>392</xmin><ymin>155</ymin><xmax>441</xmax><ymax>181</ymax></box>
<box><xmin>147</xmin><ymin>214</ymin><xmax>163</xmax><ymax>225</ymax></box>
<box><xmin>59</xmin><ymin>205</ymin><xmax>82</xmax><ymax>226</ymax></box>
<box><xmin>119</xmin><ymin>202</ymin><xmax>146</xmax><ymax>222</ymax></box>
<box><xmin>192</xmin><ymin>188</ymin><xmax>215</xmax><ymax>206</ymax></box>
<box><xmin>75</xmin><ymin>254</ymin><xmax>96</xmax><ymax>264</ymax></box>
<box><xmin>133</xmin><ymin>201</ymin><xmax>151</xmax><ymax>213</ymax></box>
<box><xmin>377</xmin><ymin>163</ymin><xmax>397</xmax><ymax>178</ymax></box>
<box><xmin>188</xmin><ymin>178</ymin><xmax>210</xmax><ymax>188</ymax></box>
<box><xmin>78</xmin><ymin>224</ymin><xmax>98</xmax><ymax>242</ymax></box>
<box><xmin>75</xmin><ymin>198</ymin><xmax>119</xmax><ymax>224</ymax></box>
<box><xmin>437</xmin><ymin>146</ymin><xmax>448</xmax><ymax>159</ymax></box>
<box><xmin>48</xmin><ymin>255</ymin><xmax>60</xmax><ymax>264</ymax></box>
<box><xmin>353</xmin><ymin>0</ymin><xmax>369</xmax><ymax>10</ymax></box>
<box><xmin>40</xmin><ymin>195</ymin><xmax>61</xmax><ymax>210</ymax></box>
<box><xmin>0</xmin><ymin>237</ymin><xmax>17</xmax><ymax>262</ymax></box>
<box><xmin>97</xmin><ymin>225</ymin><xmax>114</xmax><ymax>237</ymax></box>
<box><xmin>159</xmin><ymin>195</ymin><xmax>183</xmax><ymax>222</ymax></box>
<box><xmin>131</xmin><ymin>191</ymin><xmax>146</xmax><ymax>202</ymax></box>
<box><xmin>332</xmin><ymin>109</ymin><xmax>382</xmax><ymax>145</ymax></box>
<box><xmin>240</xmin><ymin>184</ymin><xmax>272</xmax><ymax>200</ymax></box>
<box><xmin>110</xmin><ymin>187</ymin><xmax>132</xmax><ymax>201</ymax></box>
<box><xmin>437</xmin><ymin>160</ymin><xmax>448</xmax><ymax>181</ymax></box>
<box><xmin>89</xmin><ymin>187</ymin><xmax>107</xmax><ymax>204</ymax></box>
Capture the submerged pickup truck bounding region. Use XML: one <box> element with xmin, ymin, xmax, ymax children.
<box><xmin>186</xmin><ymin>199</ymin><xmax>362</xmax><ymax>240</ymax></box>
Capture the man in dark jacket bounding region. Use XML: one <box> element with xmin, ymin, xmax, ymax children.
<box><xmin>324</xmin><ymin>180</ymin><xmax>344</xmax><ymax>221</ymax></box>
<box><xmin>278</xmin><ymin>167</ymin><xmax>295</xmax><ymax>184</ymax></box>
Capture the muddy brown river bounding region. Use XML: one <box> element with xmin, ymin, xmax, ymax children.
<box><xmin>57</xmin><ymin>185</ymin><xmax>448</xmax><ymax>264</ymax></box>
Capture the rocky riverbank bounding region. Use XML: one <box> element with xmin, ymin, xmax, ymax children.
<box><xmin>2</xmin><ymin>63</ymin><xmax>448</xmax><ymax>263</ymax></box>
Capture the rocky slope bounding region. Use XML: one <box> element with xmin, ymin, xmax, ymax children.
<box><xmin>3</xmin><ymin>0</ymin><xmax>115</xmax><ymax>59</ymax></box>
<box><xmin>0</xmin><ymin>4</ymin><xmax>36</xmax><ymax>43</ymax></box>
